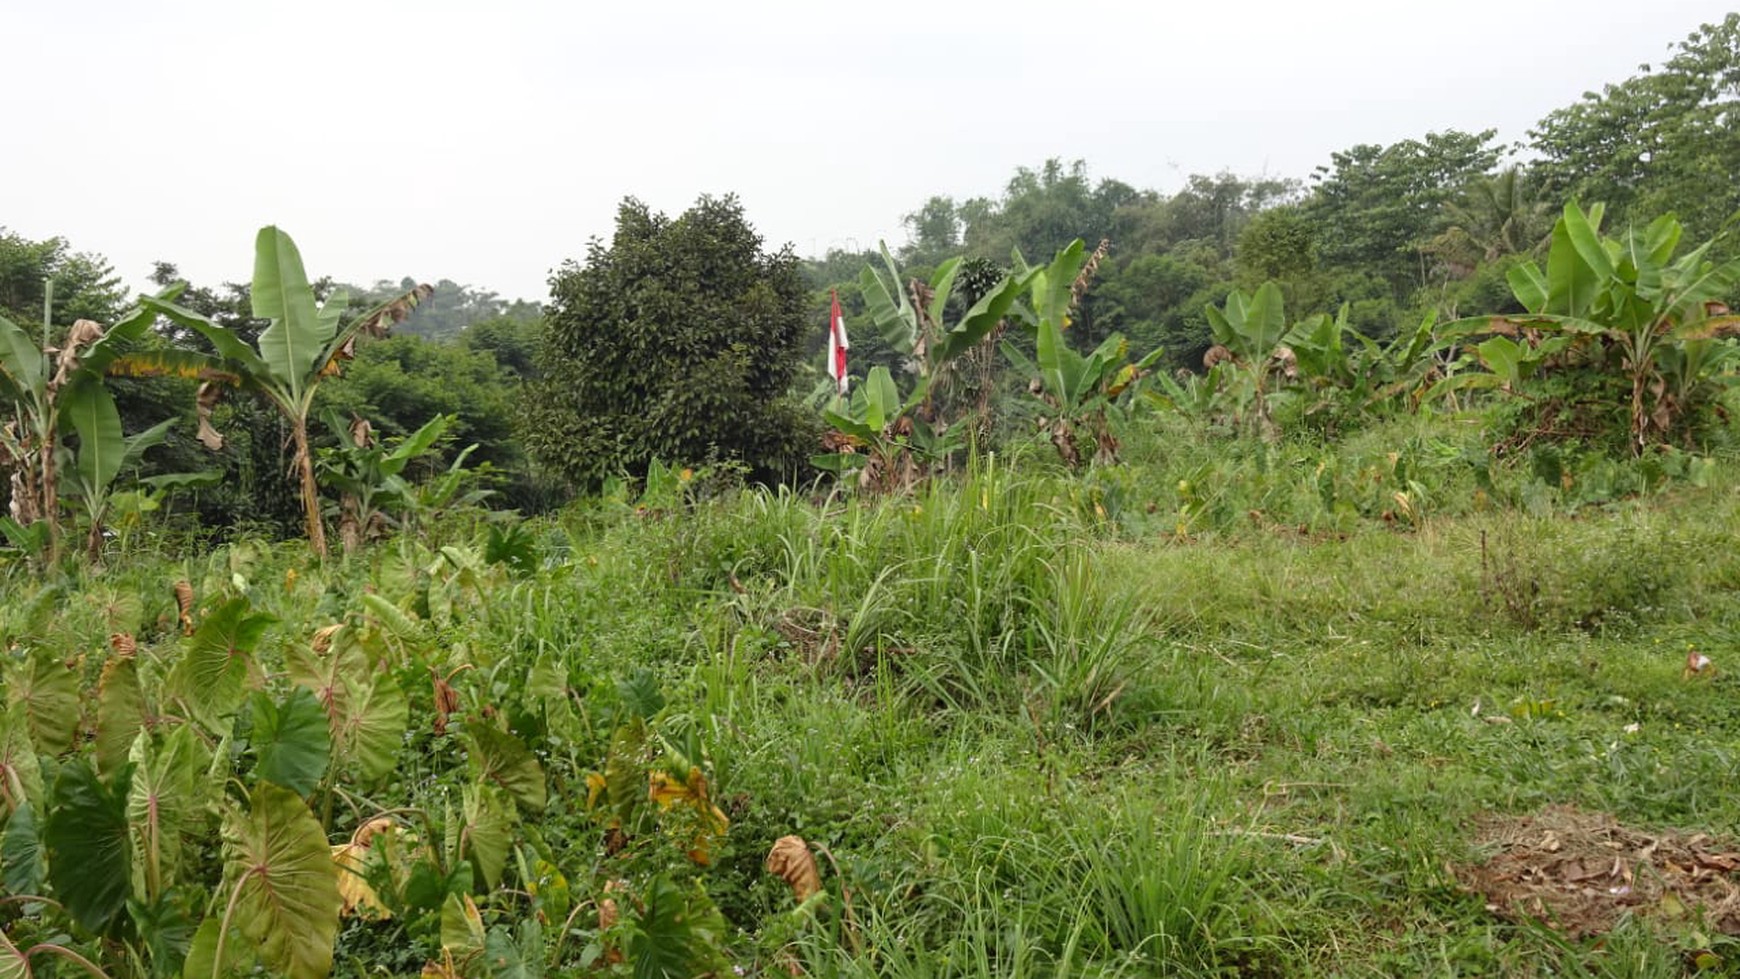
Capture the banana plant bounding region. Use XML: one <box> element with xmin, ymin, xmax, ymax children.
<box><xmin>857</xmin><ymin>243</ymin><xmax>1036</xmax><ymax>378</ymax></box>
<box><xmin>1202</xmin><ymin>282</ymin><xmax>1294</xmax><ymax>436</ymax></box>
<box><xmin>1002</xmin><ymin>240</ymin><xmax>1161</xmax><ymax>466</ymax></box>
<box><xmin>1145</xmin><ymin>364</ymin><xmax>1227</xmax><ymax>420</ymax></box>
<box><xmin>113</xmin><ymin>227</ymin><xmax>434</xmax><ymax>555</ymax></box>
<box><xmin>812</xmin><ymin>365</ymin><xmax>957</xmax><ymax>492</ymax></box>
<box><xmin>1444</xmin><ymin>201</ymin><xmax>1740</xmax><ymax>452</ymax></box>
<box><xmin>316</xmin><ymin>411</ymin><xmax>455</xmax><ymax>553</ymax></box>
<box><xmin>827</xmin><ymin>245</ymin><xmax>1035</xmax><ymax>489</ymax></box>
<box><xmin>1002</xmin><ymin>314</ymin><xmax>1161</xmax><ymax>468</ymax></box>
<box><xmin>1</xmin><ymin>296</ymin><xmax>167</xmax><ymax>560</ymax></box>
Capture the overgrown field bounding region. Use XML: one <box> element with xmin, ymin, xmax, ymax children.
<box><xmin>5</xmin><ymin>421</ymin><xmax>1740</xmax><ymax>977</ymax></box>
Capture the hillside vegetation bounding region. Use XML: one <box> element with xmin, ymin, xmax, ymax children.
<box><xmin>3</xmin><ymin>12</ymin><xmax>1740</xmax><ymax>978</ymax></box>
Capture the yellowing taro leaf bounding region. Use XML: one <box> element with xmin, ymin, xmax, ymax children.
<box><xmin>585</xmin><ymin>772</ymin><xmax>607</xmax><ymax>810</ymax></box>
<box><xmin>648</xmin><ymin>767</ymin><xmax>729</xmax><ymax>866</ymax></box>
<box><xmin>765</xmin><ymin>836</ymin><xmax>822</xmax><ymax>903</ymax></box>
<box><xmin>420</xmin><ymin>949</ymin><xmax>465</xmax><ymax>979</ymax></box>
<box><xmin>332</xmin><ymin>817</ymin><xmax>398</xmax><ymax>919</ymax></box>
<box><xmin>439</xmin><ymin>893</ymin><xmax>485</xmax><ymax>953</ymax></box>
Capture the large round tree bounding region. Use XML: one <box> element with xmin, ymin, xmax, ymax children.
<box><xmin>525</xmin><ymin>195</ymin><xmax>813</xmax><ymax>487</ymax></box>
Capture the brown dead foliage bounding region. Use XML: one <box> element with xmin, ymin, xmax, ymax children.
<box><xmin>173</xmin><ymin>580</ymin><xmax>195</xmax><ymax>634</ymax></box>
<box><xmin>766</xmin><ymin>835</ymin><xmax>822</xmax><ymax>903</ymax></box>
<box><xmin>771</xmin><ymin>608</ymin><xmax>841</xmax><ymax>667</ymax></box>
<box><xmin>1456</xmin><ymin>806</ymin><xmax>1740</xmax><ymax>937</ymax></box>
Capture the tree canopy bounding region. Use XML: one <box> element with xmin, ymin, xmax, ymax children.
<box><xmin>524</xmin><ymin>195</ymin><xmax>814</xmax><ymax>487</ymax></box>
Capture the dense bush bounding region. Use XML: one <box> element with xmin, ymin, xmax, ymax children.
<box><xmin>524</xmin><ymin>195</ymin><xmax>817</xmax><ymax>488</ymax></box>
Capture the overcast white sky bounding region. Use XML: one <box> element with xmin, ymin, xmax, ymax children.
<box><xmin>3</xmin><ymin>0</ymin><xmax>1734</xmax><ymax>302</ymax></box>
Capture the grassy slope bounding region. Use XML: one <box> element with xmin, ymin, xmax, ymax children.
<box><xmin>5</xmin><ymin>420</ymin><xmax>1740</xmax><ymax>977</ymax></box>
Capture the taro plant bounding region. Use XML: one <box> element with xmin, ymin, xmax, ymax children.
<box><xmin>114</xmin><ymin>227</ymin><xmax>433</xmax><ymax>555</ymax></box>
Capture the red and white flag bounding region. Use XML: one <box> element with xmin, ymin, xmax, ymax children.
<box><xmin>827</xmin><ymin>289</ymin><xmax>850</xmax><ymax>396</ymax></box>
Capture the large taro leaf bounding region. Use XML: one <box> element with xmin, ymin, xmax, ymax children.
<box><xmin>0</xmin><ymin>930</ymin><xmax>29</xmax><ymax>979</ymax></box>
<box><xmin>6</xmin><ymin>649</ymin><xmax>79</xmax><ymax>757</ymax></box>
<box><xmin>0</xmin><ymin>712</ymin><xmax>43</xmax><ymax>814</ymax></box>
<box><xmin>284</xmin><ymin>627</ymin><xmax>366</xmax><ymax>720</ymax></box>
<box><xmin>601</xmin><ymin>720</ymin><xmax>650</xmax><ymax>825</ymax></box>
<box><xmin>128</xmin><ymin>725</ymin><xmax>206</xmax><ymax>899</ymax></box>
<box><xmin>465</xmin><ymin>724</ymin><xmax>546</xmax><ymax>812</ymax></box>
<box><xmin>220</xmin><ymin>783</ymin><xmax>340</xmax><ymax>979</ymax></box>
<box><xmin>45</xmin><ymin>760</ymin><xmax>132</xmax><ymax>933</ymax></box>
<box><xmin>168</xmin><ymin>597</ymin><xmax>274</xmax><ymax>733</ymax></box>
<box><xmin>95</xmin><ymin>654</ymin><xmax>146</xmax><ymax>776</ymax></box>
<box><xmin>247</xmin><ymin>687</ymin><xmax>330</xmax><ymax>796</ymax></box>
<box><xmin>1</xmin><ymin>801</ymin><xmax>42</xmax><ymax>896</ymax></box>
<box><xmin>335</xmin><ymin>673</ymin><xmax>407</xmax><ymax>783</ymax></box>
<box><xmin>461</xmin><ymin>785</ymin><xmax>513</xmax><ymax>891</ymax></box>
<box><xmin>626</xmin><ymin>877</ymin><xmax>731</xmax><ymax>979</ymax></box>
<box><xmin>483</xmin><ymin>919</ymin><xmax>544</xmax><ymax>979</ymax></box>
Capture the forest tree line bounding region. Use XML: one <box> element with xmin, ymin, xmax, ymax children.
<box><xmin>3</xmin><ymin>13</ymin><xmax>1736</xmax><ymax>547</ymax></box>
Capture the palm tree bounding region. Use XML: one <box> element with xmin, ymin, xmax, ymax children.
<box><xmin>114</xmin><ymin>227</ymin><xmax>431</xmax><ymax>556</ymax></box>
<box><xmin>1428</xmin><ymin>168</ymin><xmax>1555</xmax><ymax>274</ymax></box>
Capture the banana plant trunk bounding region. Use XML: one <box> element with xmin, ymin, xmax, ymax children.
<box><xmin>291</xmin><ymin>419</ymin><xmax>327</xmax><ymax>556</ymax></box>
<box><xmin>85</xmin><ymin>515</ymin><xmax>105</xmax><ymax>565</ymax></box>
<box><xmin>38</xmin><ymin>418</ymin><xmax>59</xmax><ymax>560</ymax></box>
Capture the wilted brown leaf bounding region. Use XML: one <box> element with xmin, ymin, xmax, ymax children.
<box><xmin>50</xmin><ymin>319</ymin><xmax>106</xmax><ymax>389</ymax></box>
<box><xmin>353</xmin><ymin>283</ymin><xmax>436</xmax><ymax>338</ymax></box>
<box><xmin>766</xmin><ymin>835</ymin><xmax>822</xmax><ymax>903</ymax></box>
<box><xmin>173</xmin><ymin>580</ymin><xmax>195</xmax><ymax>634</ymax></box>
<box><xmin>420</xmin><ymin>951</ymin><xmax>463</xmax><ymax>979</ymax></box>
<box><xmin>1456</xmin><ymin>806</ymin><xmax>1740</xmax><ymax>937</ymax></box>
<box><xmin>108</xmin><ymin>632</ymin><xmax>136</xmax><ymax>657</ymax></box>
<box><xmin>194</xmin><ymin>381</ymin><xmax>227</xmax><ymax>450</ymax></box>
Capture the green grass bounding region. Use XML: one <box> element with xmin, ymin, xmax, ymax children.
<box><xmin>5</xmin><ymin>419</ymin><xmax>1740</xmax><ymax>976</ymax></box>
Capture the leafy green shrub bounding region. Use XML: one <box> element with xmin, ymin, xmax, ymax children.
<box><xmin>525</xmin><ymin>195</ymin><xmax>816</xmax><ymax>488</ymax></box>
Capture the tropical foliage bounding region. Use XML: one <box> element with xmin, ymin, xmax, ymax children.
<box><xmin>4</xmin><ymin>14</ymin><xmax>1740</xmax><ymax>977</ymax></box>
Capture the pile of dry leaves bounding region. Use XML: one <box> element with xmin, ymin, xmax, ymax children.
<box><xmin>1456</xmin><ymin>805</ymin><xmax>1740</xmax><ymax>937</ymax></box>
